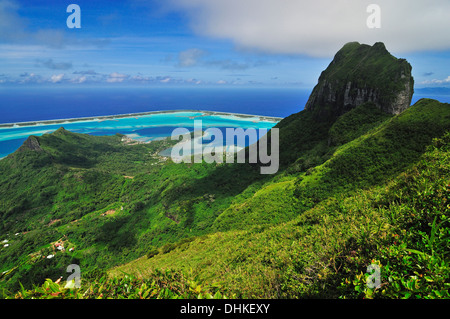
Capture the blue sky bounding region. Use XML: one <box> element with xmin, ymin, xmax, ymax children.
<box><xmin>0</xmin><ymin>0</ymin><xmax>449</xmax><ymax>89</ymax></box>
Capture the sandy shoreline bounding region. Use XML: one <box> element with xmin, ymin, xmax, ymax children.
<box><xmin>0</xmin><ymin>110</ymin><xmax>283</xmax><ymax>129</ymax></box>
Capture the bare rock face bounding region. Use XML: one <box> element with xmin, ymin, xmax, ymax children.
<box><xmin>18</xmin><ymin>136</ymin><xmax>43</xmax><ymax>152</ymax></box>
<box><xmin>305</xmin><ymin>42</ymin><xmax>414</xmax><ymax>117</ymax></box>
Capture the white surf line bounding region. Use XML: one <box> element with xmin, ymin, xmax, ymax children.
<box><xmin>0</xmin><ymin>110</ymin><xmax>283</xmax><ymax>130</ymax></box>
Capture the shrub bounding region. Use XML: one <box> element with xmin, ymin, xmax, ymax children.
<box><xmin>146</xmin><ymin>248</ymin><xmax>159</xmax><ymax>259</ymax></box>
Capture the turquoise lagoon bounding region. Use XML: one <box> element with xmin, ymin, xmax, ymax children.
<box><xmin>0</xmin><ymin>110</ymin><xmax>281</xmax><ymax>159</ymax></box>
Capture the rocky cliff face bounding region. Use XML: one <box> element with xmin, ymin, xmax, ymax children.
<box><xmin>18</xmin><ymin>136</ymin><xmax>43</xmax><ymax>152</ymax></box>
<box><xmin>305</xmin><ymin>42</ymin><xmax>414</xmax><ymax>117</ymax></box>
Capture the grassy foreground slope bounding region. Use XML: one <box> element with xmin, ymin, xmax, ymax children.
<box><xmin>111</xmin><ymin>99</ymin><xmax>450</xmax><ymax>299</ymax></box>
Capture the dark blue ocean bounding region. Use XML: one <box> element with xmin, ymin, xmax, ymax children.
<box><xmin>0</xmin><ymin>87</ymin><xmax>312</xmax><ymax>124</ymax></box>
<box><xmin>1</xmin><ymin>87</ymin><xmax>447</xmax><ymax>124</ymax></box>
<box><xmin>0</xmin><ymin>87</ymin><xmax>448</xmax><ymax>159</ymax></box>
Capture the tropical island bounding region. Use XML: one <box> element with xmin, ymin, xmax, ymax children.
<box><xmin>0</xmin><ymin>42</ymin><xmax>449</xmax><ymax>300</ymax></box>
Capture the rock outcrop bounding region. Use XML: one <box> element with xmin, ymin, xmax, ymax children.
<box><xmin>305</xmin><ymin>42</ymin><xmax>414</xmax><ymax>117</ymax></box>
<box><xmin>18</xmin><ymin>136</ymin><xmax>43</xmax><ymax>152</ymax></box>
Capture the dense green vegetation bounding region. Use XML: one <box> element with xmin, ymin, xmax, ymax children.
<box><xmin>1</xmin><ymin>98</ymin><xmax>449</xmax><ymax>299</ymax></box>
<box><xmin>5</xmin><ymin>269</ymin><xmax>230</xmax><ymax>299</ymax></box>
<box><xmin>0</xmin><ymin>127</ymin><xmax>267</xmax><ymax>293</ymax></box>
<box><xmin>112</xmin><ymin>106</ymin><xmax>450</xmax><ymax>299</ymax></box>
<box><xmin>328</xmin><ymin>102</ymin><xmax>392</xmax><ymax>146</ymax></box>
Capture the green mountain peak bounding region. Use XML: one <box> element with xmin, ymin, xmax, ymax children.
<box><xmin>53</xmin><ymin>127</ymin><xmax>68</xmax><ymax>135</ymax></box>
<box><xmin>305</xmin><ymin>41</ymin><xmax>414</xmax><ymax>117</ymax></box>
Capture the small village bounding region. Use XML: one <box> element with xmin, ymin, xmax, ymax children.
<box><xmin>1</xmin><ymin>233</ymin><xmax>77</xmax><ymax>280</ymax></box>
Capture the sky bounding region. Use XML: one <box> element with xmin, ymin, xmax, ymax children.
<box><xmin>0</xmin><ymin>0</ymin><xmax>449</xmax><ymax>89</ymax></box>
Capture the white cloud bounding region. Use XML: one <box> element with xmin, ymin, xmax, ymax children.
<box><xmin>50</xmin><ymin>74</ymin><xmax>64</xmax><ymax>83</ymax></box>
<box><xmin>72</xmin><ymin>76</ymin><xmax>87</xmax><ymax>84</ymax></box>
<box><xmin>168</xmin><ymin>0</ymin><xmax>450</xmax><ymax>57</ymax></box>
<box><xmin>106</xmin><ymin>72</ymin><xmax>129</xmax><ymax>83</ymax></box>
<box><xmin>421</xmin><ymin>76</ymin><xmax>450</xmax><ymax>85</ymax></box>
<box><xmin>177</xmin><ymin>48</ymin><xmax>207</xmax><ymax>67</ymax></box>
<box><xmin>159</xmin><ymin>76</ymin><xmax>172</xmax><ymax>83</ymax></box>
<box><xmin>131</xmin><ymin>74</ymin><xmax>151</xmax><ymax>82</ymax></box>
<box><xmin>186</xmin><ymin>78</ymin><xmax>202</xmax><ymax>85</ymax></box>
